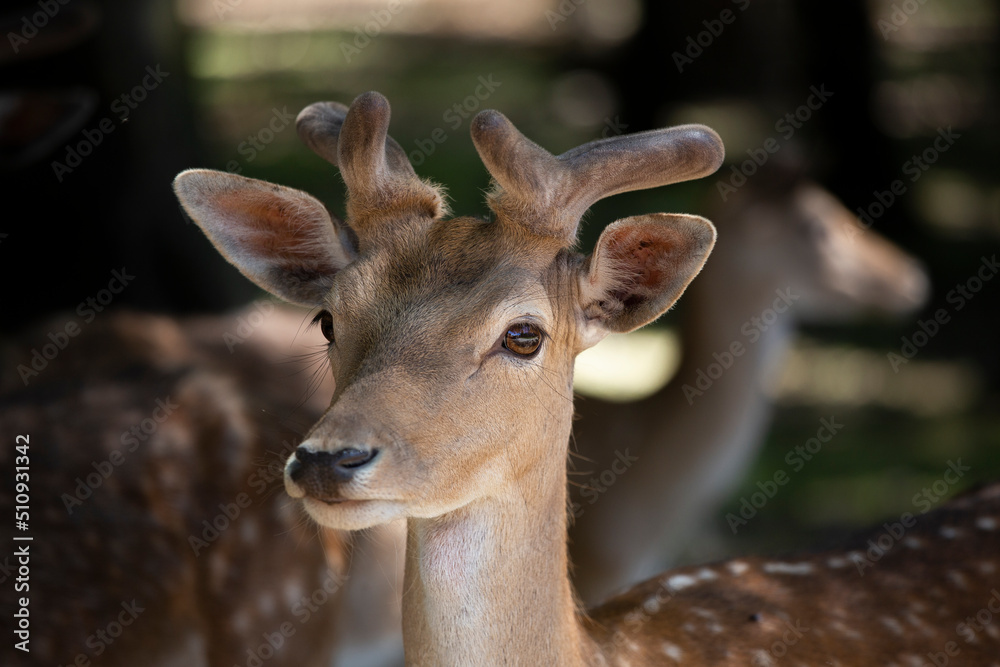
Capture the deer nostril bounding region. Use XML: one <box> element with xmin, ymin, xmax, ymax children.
<box><xmin>286</xmin><ymin>454</ymin><xmax>304</xmax><ymax>481</ymax></box>
<box><xmin>291</xmin><ymin>445</ymin><xmax>378</xmax><ymax>489</ymax></box>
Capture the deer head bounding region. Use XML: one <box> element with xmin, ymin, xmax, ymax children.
<box><xmin>708</xmin><ymin>177</ymin><xmax>929</xmax><ymax>321</ymax></box>
<box><xmin>173</xmin><ymin>91</ymin><xmax>723</xmax><ymax>536</ymax></box>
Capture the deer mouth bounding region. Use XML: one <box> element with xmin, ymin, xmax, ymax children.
<box><xmin>302</xmin><ymin>495</ymin><xmax>369</xmax><ymax>511</ymax></box>
<box><xmin>305</xmin><ymin>495</ymin><xmax>389</xmax><ymax>507</ymax></box>
<box><xmin>302</xmin><ymin>489</ymin><xmax>366</xmax><ymax>506</ymax></box>
<box><xmin>301</xmin><ymin>496</ymin><xmax>407</xmax><ymax>531</ymax></box>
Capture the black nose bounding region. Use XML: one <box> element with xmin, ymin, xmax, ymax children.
<box><xmin>289</xmin><ymin>446</ymin><xmax>378</xmax><ymax>499</ymax></box>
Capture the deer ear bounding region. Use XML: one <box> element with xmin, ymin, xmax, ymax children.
<box><xmin>173</xmin><ymin>169</ymin><xmax>357</xmax><ymax>306</ymax></box>
<box><xmin>578</xmin><ymin>213</ymin><xmax>716</xmax><ymax>344</ymax></box>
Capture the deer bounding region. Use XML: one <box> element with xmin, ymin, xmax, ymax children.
<box><xmin>0</xmin><ymin>307</ymin><xmax>353</xmax><ymax>667</ymax></box>
<box><xmin>568</xmin><ymin>168</ymin><xmax>931</xmax><ymax>603</ymax></box>
<box><xmin>173</xmin><ymin>91</ymin><xmax>1000</xmax><ymax>665</ymax></box>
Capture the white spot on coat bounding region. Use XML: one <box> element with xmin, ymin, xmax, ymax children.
<box><xmin>880</xmin><ymin>616</ymin><xmax>904</xmax><ymax>635</ymax></box>
<box><xmin>661</xmin><ymin>642</ymin><xmax>683</xmax><ymax>660</ymax></box>
<box><xmin>691</xmin><ymin>607</ymin><xmax>716</xmax><ymax>620</ymax></box>
<box><xmin>666</xmin><ymin>574</ymin><xmax>697</xmax><ymax>591</ymax></box>
<box><xmin>763</xmin><ymin>562</ymin><xmax>814</xmax><ymax>575</ymax></box>
<box><xmin>727</xmin><ymin>561</ymin><xmax>749</xmax><ymax>576</ymax></box>
<box><xmin>975</xmin><ymin>516</ymin><xmax>997</xmax><ymax>531</ymax></box>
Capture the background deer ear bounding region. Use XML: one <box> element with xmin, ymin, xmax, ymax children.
<box><xmin>578</xmin><ymin>213</ymin><xmax>716</xmax><ymax>343</ymax></box>
<box><xmin>173</xmin><ymin>169</ymin><xmax>357</xmax><ymax>306</ymax></box>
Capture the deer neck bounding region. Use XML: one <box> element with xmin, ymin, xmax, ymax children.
<box><xmin>402</xmin><ymin>419</ymin><xmax>596</xmax><ymax>666</ymax></box>
<box><xmin>630</xmin><ymin>251</ymin><xmax>795</xmax><ymax>567</ymax></box>
<box><xmin>676</xmin><ymin>248</ymin><xmax>795</xmax><ymax>418</ymax></box>
<box><xmin>655</xmin><ymin>250</ymin><xmax>797</xmax><ymax>498</ymax></box>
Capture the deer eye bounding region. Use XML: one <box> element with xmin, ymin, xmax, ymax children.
<box><xmin>503</xmin><ymin>322</ymin><xmax>542</xmax><ymax>357</ymax></box>
<box><xmin>314</xmin><ymin>311</ymin><xmax>335</xmax><ymax>343</ymax></box>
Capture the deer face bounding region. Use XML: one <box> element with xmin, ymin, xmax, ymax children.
<box><xmin>719</xmin><ymin>182</ymin><xmax>928</xmax><ymax>320</ymax></box>
<box><xmin>287</xmin><ymin>221</ymin><xmax>577</xmax><ymax>530</ymax></box>
<box><xmin>173</xmin><ymin>92</ymin><xmax>723</xmax><ymax>531</ymax></box>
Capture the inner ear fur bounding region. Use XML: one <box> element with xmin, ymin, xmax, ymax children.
<box><xmin>580</xmin><ymin>213</ymin><xmax>716</xmax><ymax>334</ymax></box>
<box><xmin>173</xmin><ymin>169</ymin><xmax>356</xmax><ymax>306</ymax></box>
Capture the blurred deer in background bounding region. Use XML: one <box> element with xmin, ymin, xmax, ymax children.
<box><xmin>568</xmin><ymin>168</ymin><xmax>931</xmax><ymax>603</ymax></box>
<box><xmin>174</xmin><ymin>91</ymin><xmax>1000</xmax><ymax>666</ymax></box>
<box><xmin>0</xmin><ymin>308</ymin><xmax>354</xmax><ymax>667</ymax></box>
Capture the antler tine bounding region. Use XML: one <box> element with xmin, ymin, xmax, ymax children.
<box><xmin>471</xmin><ymin>110</ymin><xmax>725</xmax><ymax>241</ymax></box>
<box><xmin>295</xmin><ymin>92</ymin><xmax>446</xmax><ymax>244</ymax></box>
<box><xmin>296</xmin><ymin>100</ymin><xmax>350</xmax><ymax>166</ymax></box>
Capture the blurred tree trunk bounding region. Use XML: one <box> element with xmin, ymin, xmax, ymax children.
<box><xmin>1</xmin><ymin>0</ymin><xmax>255</xmax><ymax>333</ymax></box>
